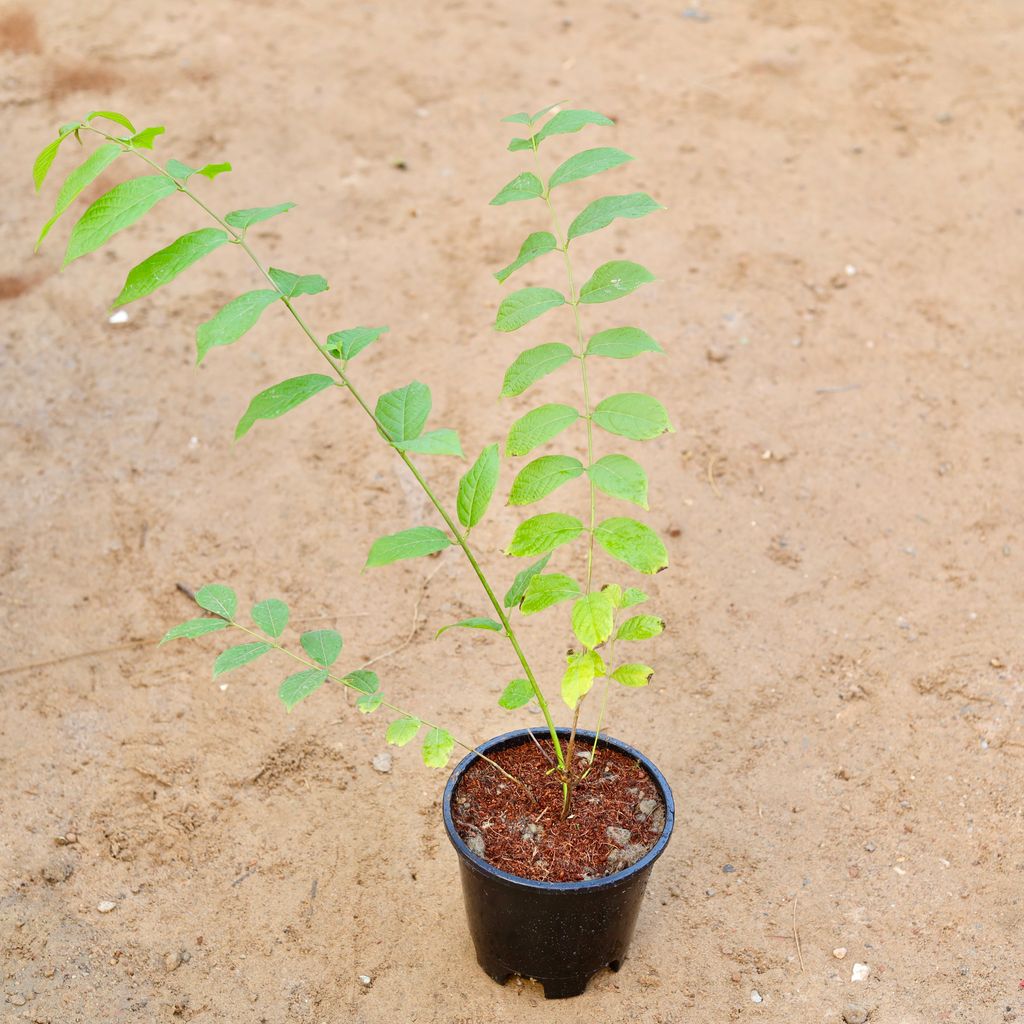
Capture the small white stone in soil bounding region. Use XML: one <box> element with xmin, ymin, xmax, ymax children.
<box><xmin>96</xmin><ymin>900</ymin><xmax>116</xmax><ymax>913</ymax></box>
<box><xmin>833</xmin><ymin>947</ymin><xmax>847</xmax><ymax>959</ymax></box>
<box><xmin>108</xmin><ymin>310</ymin><xmax>129</xmax><ymax>324</ymax></box>
<box><xmin>372</xmin><ymin>752</ymin><xmax>392</xmax><ymax>774</ymax></box>
<box><xmin>357</xmin><ymin>975</ymin><xmax>372</xmax><ymax>987</ymax></box>
<box><xmin>851</xmin><ymin>962</ymin><xmax>870</xmax><ymax>982</ymax></box>
<box><xmin>751</xmin><ymin>990</ymin><xmax>763</xmax><ymax>1004</ymax></box>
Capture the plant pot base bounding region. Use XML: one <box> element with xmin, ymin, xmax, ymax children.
<box><xmin>479</xmin><ymin>953</ymin><xmax>623</xmax><ymax>999</ymax></box>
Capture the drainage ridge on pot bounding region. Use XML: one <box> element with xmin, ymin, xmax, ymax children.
<box><xmin>442</xmin><ymin>727</ymin><xmax>675</xmax><ymax>999</ymax></box>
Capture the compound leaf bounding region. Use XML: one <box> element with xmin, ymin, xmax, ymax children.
<box><xmin>509</xmin><ymin>109</ymin><xmax>614</xmax><ymax>151</ymax></box>
<box><xmin>36</xmin><ymin>142</ymin><xmax>121</xmax><ymax>249</ymax></box>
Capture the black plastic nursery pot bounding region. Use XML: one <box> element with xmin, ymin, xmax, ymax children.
<box><xmin>442</xmin><ymin>727</ymin><xmax>675</xmax><ymax>999</ymax></box>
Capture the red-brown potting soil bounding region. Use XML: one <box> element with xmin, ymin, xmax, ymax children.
<box><xmin>452</xmin><ymin>738</ymin><xmax>666</xmax><ymax>883</ymax></box>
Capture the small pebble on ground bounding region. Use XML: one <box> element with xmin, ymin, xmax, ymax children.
<box><xmin>843</xmin><ymin>1005</ymin><xmax>868</xmax><ymax>1024</ymax></box>
<box><xmin>96</xmin><ymin>901</ymin><xmax>116</xmax><ymax>913</ymax></box>
<box><xmin>371</xmin><ymin>752</ymin><xmax>392</xmax><ymax>774</ymax></box>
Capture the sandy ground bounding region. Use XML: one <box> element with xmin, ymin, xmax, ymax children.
<box><xmin>2</xmin><ymin>0</ymin><xmax>1023</xmax><ymax>1021</ymax></box>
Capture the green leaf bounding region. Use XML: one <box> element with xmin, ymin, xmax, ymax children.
<box><xmin>196</xmin><ymin>289</ymin><xmax>279</xmax><ymax>364</ymax></box>
<box><xmin>279</xmin><ymin>668</ymin><xmax>329</xmax><ymax>711</ymax></box>
<box><xmin>365</xmin><ymin>526</ymin><xmax>451</xmax><ymax>567</ymax></box>
<box><xmin>622</xmin><ymin>587</ymin><xmax>649</xmax><ymax>608</ymax></box>
<box><xmin>393</xmin><ymin>429</ymin><xmax>463</xmax><ymax>457</ymax></box>
<box><xmin>571</xmin><ymin>591</ymin><xmax>615</xmax><ymax>648</ymax></box>
<box><xmin>357</xmin><ymin>693</ymin><xmax>383</xmax><ymax>713</ymax></box>
<box><xmin>509</xmin><ymin>455</ymin><xmax>584</xmax><ymax>505</ymax></box>
<box><xmin>268</xmin><ymin>267</ymin><xmax>329</xmax><ymax>298</ymax></box>
<box><xmin>225</xmin><ymin>202</ymin><xmax>296</xmax><ymax>230</ymax></box>
<box><xmin>593</xmin><ymin>393</ymin><xmax>673</xmax><ymax>440</ymax></box>
<box><xmin>386</xmin><ymin>717</ymin><xmax>421</xmax><ymax>746</ymax></box>
<box><xmin>521</xmin><ymin>572</ymin><xmax>580</xmax><ymax>615</ymax></box>
<box><xmin>112</xmin><ymin>228</ymin><xmax>228</xmax><ymax>308</ymax></box>
<box><xmin>252</xmin><ymin>598</ymin><xmax>289</xmax><ymax>638</ymax></box>
<box><xmin>503</xmin><ymin>553</ymin><xmax>551</xmax><ymax>608</ymax></box>
<box><xmin>160</xmin><ymin>617</ymin><xmax>231</xmax><ymax>643</ymax></box>
<box><xmin>129</xmin><ymin>126</ymin><xmax>165</xmax><ymax>149</ymax></box>
<box><xmin>612</xmin><ymin>663</ymin><xmax>654</xmax><ymax>687</ymax></box>
<box><xmin>64</xmin><ymin>176</ymin><xmax>177</xmax><ymax>265</ymax></box>
<box><xmin>195</xmin><ymin>584</ymin><xmax>236</xmax><ymax>620</ymax></box>
<box><xmin>498</xmin><ymin>678</ymin><xmax>534</xmax><ymax>710</ymax></box>
<box><xmin>567</xmin><ymin>192</ymin><xmax>663</xmax><ymax>242</ymax></box>
<box><xmin>196</xmin><ymin>162</ymin><xmax>231</xmax><ymax>180</ymax></box>
<box><xmin>506</xmin><ymin>404</ymin><xmax>578</xmax><ymax>456</ymax></box>
<box><xmin>617</xmin><ymin>614</ymin><xmax>665</xmax><ymax>641</ymax></box>
<box><xmin>345</xmin><ymin>670</ymin><xmax>380</xmax><ymax>694</ymax></box>
<box><xmin>501</xmin><ymin>343</ymin><xmax>574</xmax><ymax>397</ymax></box>
<box><xmin>586</xmin><ymin>326</ymin><xmax>663</xmax><ymax>359</ymax></box>
<box><xmin>532</xmin><ymin>101</ymin><xmax>565</xmax><ymax>121</ymax></box>
<box><xmin>602</xmin><ymin>584</ymin><xmax>623</xmax><ymax>608</ymax></box>
<box><xmin>549</xmin><ymin>147</ymin><xmax>633</xmax><ymax>190</ymax></box>
<box><xmin>32</xmin><ymin>129</ymin><xmax>75</xmax><ymax>192</ymax></box>
<box><xmin>495</xmin><ymin>287</ymin><xmax>565</xmax><ymax>332</ymax></box>
<box><xmin>579</xmin><ymin>260</ymin><xmax>655</xmax><ymax>304</ymax></box>
<box><xmin>326</xmin><ymin>325</ymin><xmax>388</xmax><ymax>362</ymax></box>
<box><xmin>235</xmin><ymin>374</ymin><xmax>334</xmax><ymax>440</ymax></box>
<box><xmin>595</xmin><ymin>517</ymin><xmax>669</xmax><ymax>574</ymax></box>
<box><xmin>489</xmin><ymin>172</ymin><xmax>544</xmax><ymax>205</ymax></box>
<box><xmin>509</xmin><ymin>109</ymin><xmax>614</xmax><ymax>151</ymax></box>
<box><xmin>375</xmin><ymin>381</ymin><xmax>431</xmax><ymax>443</ymax></box>
<box><xmin>86</xmin><ymin>110</ymin><xmax>135</xmax><ymax>133</ymax></box>
<box><xmin>561</xmin><ymin>649</ymin><xmax>604</xmax><ymax>709</ymax></box>
<box><xmin>301</xmin><ymin>629</ymin><xmax>343</xmax><ymax>667</ymax></box>
<box><xmin>213</xmin><ymin>641</ymin><xmax>271</xmax><ymax>678</ymax></box>
<box><xmin>507</xmin><ymin>513</ymin><xmax>583</xmax><ymax>557</ymax></box>
<box><xmin>458</xmin><ymin>444</ymin><xmax>499</xmax><ymax>529</ymax></box>
<box><xmin>494</xmin><ymin>231</ymin><xmax>557</xmax><ymax>283</ymax></box>
<box><xmin>36</xmin><ymin>143</ymin><xmax>121</xmax><ymax>249</ymax></box>
<box><xmin>589</xmin><ymin>454</ymin><xmax>649</xmax><ymax>509</ymax></box>
<box><xmin>502</xmin><ymin>112</ymin><xmax>532</xmax><ymax>125</ymax></box>
<box><xmin>422</xmin><ymin>727</ymin><xmax>456</xmax><ymax>768</ymax></box>
<box><xmin>166</xmin><ymin>159</ymin><xmax>195</xmax><ymax>181</ymax></box>
<box><xmin>435</xmin><ymin>617</ymin><xmax>503</xmax><ymax>638</ymax></box>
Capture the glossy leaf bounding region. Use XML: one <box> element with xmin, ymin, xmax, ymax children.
<box><xmin>561</xmin><ymin>649</ymin><xmax>604</xmax><ymax>709</ymax></box>
<box><xmin>506</xmin><ymin>404</ymin><xmax>578</xmax><ymax>456</ymax></box>
<box><xmin>195</xmin><ymin>583</ymin><xmax>236</xmax><ymax>620</ymax></box>
<box><xmin>567</xmin><ymin>192</ymin><xmax>663</xmax><ymax>242</ymax></box>
<box><xmin>225</xmin><ymin>202</ymin><xmax>296</xmax><ymax>230</ymax></box>
<box><xmin>509</xmin><ymin>109</ymin><xmax>614</xmax><ymax>151</ymax></box>
<box><xmin>129</xmin><ymin>126</ymin><xmax>165</xmax><ymax>149</ymax></box>
<box><xmin>393</xmin><ymin>429</ymin><xmax>463</xmax><ymax>457</ymax></box>
<box><xmin>579</xmin><ymin>260</ymin><xmax>655</xmax><ymax>304</ymax></box>
<box><xmin>521</xmin><ymin>572</ymin><xmax>580</xmax><ymax>615</ymax></box>
<box><xmin>196</xmin><ymin>289</ymin><xmax>279</xmax><ymax>364</ymax></box>
<box><xmin>595</xmin><ymin>517</ymin><xmax>669</xmax><ymax>574</ymax></box>
<box><xmin>495</xmin><ymin>287</ymin><xmax>565</xmax><ymax>332</ymax></box>
<box><xmin>160</xmin><ymin>617</ymin><xmax>231</xmax><ymax>643</ymax></box>
<box><xmin>612</xmin><ymin>663</ymin><xmax>654</xmax><ymax>687</ymax></box>
<box><xmin>252</xmin><ymin>598</ymin><xmax>289</xmax><ymax>638</ymax></box>
<box><xmin>422</xmin><ymin>727</ymin><xmax>456</xmax><ymax>768</ymax></box>
<box><xmin>268</xmin><ymin>267</ymin><xmax>329</xmax><ymax>298</ymax></box>
<box><xmin>386</xmin><ymin>717</ymin><xmax>421</xmax><ymax>746</ymax></box>
<box><xmin>494</xmin><ymin>231</ymin><xmax>557</xmax><ymax>283</ymax></box>
<box><xmin>617</xmin><ymin>614</ymin><xmax>665</xmax><ymax>641</ymax></box>
<box><xmin>457</xmin><ymin>444</ymin><xmax>499</xmax><ymax>529</ymax></box>
<box><xmin>509</xmin><ymin>455</ymin><xmax>584</xmax><ymax>505</ymax></box>
<box><xmin>279</xmin><ymin>668</ymin><xmax>329</xmax><ymax>710</ymax></box>
<box><xmin>571</xmin><ymin>591</ymin><xmax>615</xmax><ymax>648</ymax></box>
<box><xmin>507</xmin><ymin>513</ymin><xmax>583</xmax><ymax>557</ymax></box>
<box><xmin>235</xmin><ymin>374</ymin><xmax>334</xmax><ymax>439</ymax></box>
<box><xmin>436</xmin><ymin>617</ymin><xmax>503</xmax><ymax>638</ymax></box>
<box><xmin>503</xmin><ymin>553</ymin><xmax>551</xmax><ymax>608</ymax></box>
<box><xmin>501</xmin><ymin>343</ymin><xmax>574</xmax><ymax>397</ymax></box>
<box><xmin>326</xmin><ymin>325</ymin><xmax>388</xmax><ymax>361</ymax></box>
<box><xmin>498</xmin><ymin>678</ymin><xmax>534</xmax><ymax>710</ymax></box>
<box><xmin>593</xmin><ymin>393</ymin><xmax>672</xmax><ymax>440</ymax></box>
<box><xmin>622</xmin><ymin>587</ymin><xmax>649</xmax><ymax>608</ymax></box>
<box><xmin>549</xmin><ymin>147</ymin><xmax>633</xmax><ymax>190</ymax></box>
<box><xmin>589</xmin><ymin>453</ymin><xmax>649</xmax><ymax>508</ymax></box>
<box><xmin>301</xmin><ymin>629</ymin><xmax>343</xmax><ymax>667</ymax></box>
<box><xmin>213</xmin><ymin>641</ymin><xmax>271</xmax><ymax>678</ymax></box>
<box><xmin>489</xmin><ymin>172</ymin><xmax>544</xmax><ymax>205</ymax></box>
<box><xmin>365</xmin><ymin>526</ymin><xmax>451</xmax><ymax>567</ymax></box>
<box><xmin>36</xmin><ymin>143</ymin><xmax>121</xmax><ymax>248</ymax></box>
<box><xmin>586</xmin><ymin>326</ymin><xmax>663</xmax><ymax>359</ymax></box>
<box><xmin>375</xmin><ymin>381</ymin><xmax>431</xmax><ymax>443</ymax></box>
<box><xmin>112</xmin><ymin>228</ymin><xmax>228</xmax><ymax>307</ymax></box>
<box><xmin>64</xmin><ymin>176</ymin><xmax>177</xmax><ymax>265</ymax></box>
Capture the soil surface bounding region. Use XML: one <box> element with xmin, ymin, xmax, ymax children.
<box><xmin>2</xmin><ymin>1</ymin><xmax>1023</xmax><ymax>1021</ymax></box>
<box><xmin>453</xmin><ymin>739</ymin><xmax>665</xmax><ymax>882</ymax></box>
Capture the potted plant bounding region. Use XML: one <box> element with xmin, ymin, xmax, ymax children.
<box><xmin>31</xmin><ymin>103</ymin><xmax>675</xmax><ymax>998</ymax></box>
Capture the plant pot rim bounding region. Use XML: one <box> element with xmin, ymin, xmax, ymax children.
<box><xmin>442</xmin><ymin>727</ymin><xmax>675</xmax><ymax>893</ymax></box>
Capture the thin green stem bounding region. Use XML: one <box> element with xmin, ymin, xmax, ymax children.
<box><xmin>80</xmin><ymin>123</ymin><xmax>568</xmax><ymax>774</ymax></box>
